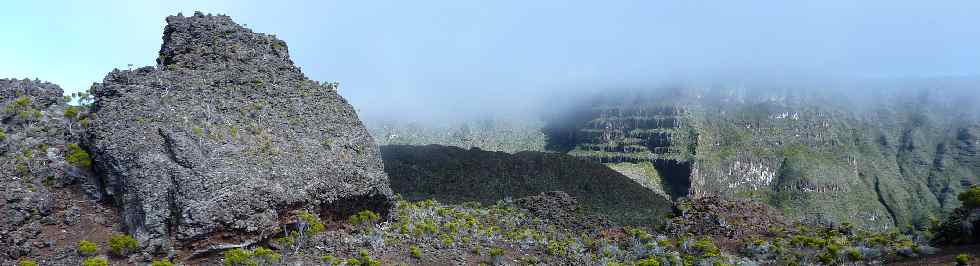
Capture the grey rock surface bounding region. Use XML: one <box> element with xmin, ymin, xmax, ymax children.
<box><xmin>0</xmin><ymin>78</ymin><xmax>67</xmax><ymax>259</ymax></box>
<box><xmin>84</xmin><ymin>12</ymin><xmax>393</xmax><ymax>252</ymax></box>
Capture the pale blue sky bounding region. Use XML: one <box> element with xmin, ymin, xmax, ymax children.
<box><xmin>2</xmin><ymin>1</ymin><xmax>979</xmax><ymax>119</ymax></box>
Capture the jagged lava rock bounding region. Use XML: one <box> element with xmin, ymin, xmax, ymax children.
<box><xmin>0</xmin><ymin>79</ymin><xmax>67</xmax><ymax>259</ymax></box>
<box><xmin>84</xmin><ymin>12</ymin><xmax>393</xmax><ymax>251</ymax></box>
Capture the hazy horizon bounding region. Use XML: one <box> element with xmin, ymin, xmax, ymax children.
<box><xmin>3</xmin><ymin>1</ymin><xmax>979</xmax><ymax>121</ymax></box>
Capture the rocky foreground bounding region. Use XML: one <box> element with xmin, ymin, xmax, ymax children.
<box><xmin>1</xmin><ymin>12</ymin><xmax>979</xmax><ymax>266</ymax></box>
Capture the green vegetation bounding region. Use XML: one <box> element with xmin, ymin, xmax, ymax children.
<box><xmin>82</xmin><ymin>257</ymin><xmax>108</xmax><ymax>266</ymax></box>
<box><xmin>108</xmin><ymin>234</ymin><xmax>139</xmax><ymax>256</ymax></box>
<box><xmin>64</xmin><ymin>105</ymin><xmax>81</xmax><ymax>119</ymax></box>
<box><xmin>957</xmin><ymin>254</ymin><xmax>971</xmax><ymax>266</ymax></box>
<box><xmin>0</xmin><ymin>128</ymin><xmax>6</xmax><ymax>141</ymax></box>
<box><xmin>298</xmin><ymin>210</ymin><xmax>325</xmax><ymax>234</ymax></box>
<box><xmin>17</xmin><ymin>259</ymin><xmax>38</xmax><ymax>266</ymax></box>
<box><xmin>151</xmin><ymin>260</ymin><xmax>175</xmax><ymax>266</ymax></box>
<box><xmin>223</xmin><ymin>247</ymin><xmax>281</xmax><ymax>266</ymax></box>
<box><xmin>66</xmin><ymin>143</ymin><xmax>93</xmax><ymax>168</ymax></box>
<box><xmin>348</xmin><ymin>210</ymin><xmax>380</xmax><ymax>226</ymax></box>
<box><xmin>355</xmin><ymin>250</ymin><xmax>381</xmax><ymax>266</ymax></box>
<box><xmin>410</xmin><ymin>245</ymin><xmax>422</xmax><ymax>259</ymax></box>
<box><xmin>77</xmin><ymin>240</ymin><xmax>98</xmax><ymax>256</ymax></box>
<box><xmin>636</xmin><ymin>257</ymin><xmax>662</xmax><ymax>266</ymax></box>
<box><xmin>692</xmin><ymin>238</ymin><xmax>720</xmax><ymax>257</ymax></box>
<box><xmin>959</xmin><ymin>185</ymin><xmax>980</xmax><ymax>209</ymax></box>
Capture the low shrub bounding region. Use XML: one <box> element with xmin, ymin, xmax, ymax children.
<box><xmin>77</xmin><ymin>240</ymin><xmax>98</xmax><ymax>256</ymax></box>
<box><xmin>348</xmin><ymin>210</ymin><xmax>381</xmax><ymax>226</ymax></box>
<box><xmin>956</xmin><ymin>254</ymin><xmax>971</xmax><ymax>266</ymax></box>
<box><xmin>108</xmin><ymin>234</ymin><xmax>139</xmax><ymax>256</ymax></box>
<box><xmin>298</xmin><ymin>210</ymin><xmax>325</xmax><ymax>235</ymax></box>
<box><xmin>151</xmin><ymin>260</ymin><xmax>175</xmax><ymax>266</ymax></box>
<box><xmin>66</xmin><ymin>143</ymin><xmax>92</xmax><ymax>168</ymax></box>
<box><xmin>410</xmin><ymin>245</ymin><xmax>422</xmax><ymax>259</ymax></box>
<box><xmin>223</xmin><ymin>247</ymin><xmax>281</xmax><ymax>266</ymax></box>
<box><xmin>636</xmin><ymin>257</ymin><xmax>662</xmax><ymax>266</ymax></box>
<box><xmin>18</xmin><ymin>259</ymin><xmax>38</xmax><ymax>266</ymax></box>
<box><xmin>960</xmin><ymin>185</ymin><xmax>980</xmax><ymax>209</ymax></box>
<box><xmin>82</xmin><ymin>257</ymin><xmax>108</xmax><ymax>266</ymax></box>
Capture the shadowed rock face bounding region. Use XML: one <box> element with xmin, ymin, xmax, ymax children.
<box><xmin>381</xmin><ymin>144</ymin><xmax>674</xmax><ymax>226</ymax></box>
<box><xmin>85</xmin><ymin>12</ymin><xmax>393</xmax><ymax>252</ymax></box>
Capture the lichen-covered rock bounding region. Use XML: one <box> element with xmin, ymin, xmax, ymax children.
<box><xmin>84</xmin><ymin>12</ymin><xmax>393</xmax><ymax>252</ymax></box>
<box><xmin>0</xmin><ymin>79</ymin><xmax>67</xmax><ymax>259</ymax></box>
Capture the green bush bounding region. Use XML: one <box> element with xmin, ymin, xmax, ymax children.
<box><xmin>151</xmin><ymin>260</ymin><xmax>175</xmax><ymax>266</ymax></box>
<box><xmin>18</xmin><ymin>259</ymin><xmax>38</xmax><ymax>266</ymax></box>
<box><xmin>410</xmin><ymin>245</ymin><xmax>422</xmax><ymax>259</ymax></box>
<box><xmin>0</xmin><ymin>128</ymin><xmax>6</xmax><ymax>141</ymax></box>
<box><xmin>348</xmin><ymin>210</ymin><xmax>381</xmax><ymax>226</ymax></box>
<box><xmin>959</xmin><ymin>185</ymin><xmax>980</xmax><ymax>209</ymax></box>
<box><xmin>5</xmin><ymin>96</ymin><xmax>31</xmax><ymax>114</ymax></box>
<box><xmin>636</xmin><ymin>257</ymin><xmax>662</xmax><ymax>266</ymax></box>
<box><xmin>489</xmin><ymin>247</ymin><xmax>505</xmax><ymax>258</ymax></box>
<box><xmin>298</xmin><ymin>210</ymin><xmax>325</xmax><ymax>234</ymax></box>
<box><xmin>78</xmin><ymin>240</ymin><xmax>98</xmax><ymax>256</ymax></box>
<box><xmin>224</xmin><ymin>248</ymin><xmax>254</xmax><ymax>266</ymax></box>
<box><xmin>691</xmin><ymin>238</ymin><xmax>720</xmax><ymax>257</ymax></box>
<box><xmin>64</xmin><ymin>106</ymin><xmax>81</xmax><ymax>119</ymax></box>
<box><xmin>223</xmin><ymin>247</ymin><xmax>280</xmax><ymax>266</ymax></box>
<box><xmin>108</xmin><ymin>234</ymin><xmax>139</xmax><ymax>256</ymax></box>
<box><xmin>82</xmin><ymin>257</ymin><xmax>109</xmax><ymax>266</ymax></box>
<box><xmin>252</xmin><ymin>247</ymin><xmax>281</xmax><ymax>264</ymax></box>
<box><xmin>356</xmin><ymin>249</ymin><xmax>381</xmax><ymax>266</ymax></box>
<box><xmin>66</xmin><ymin>143</ymin><xmax>93</xmax><ymax>168</ymax></box>
<box><xmin>956</xmin><ymin>253</ymin><xmax>971</xmax><ymax>265</ymax></box>
<box><xmin>847</xmin><ymin>248</ymin><xmax>863</xmax><ymax>261</ymax></box>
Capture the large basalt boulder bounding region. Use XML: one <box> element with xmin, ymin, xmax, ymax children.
<box><xmin>85</xmin><ymin>12</ymin><xmax>393</xmax><ymax>252</ymax></box>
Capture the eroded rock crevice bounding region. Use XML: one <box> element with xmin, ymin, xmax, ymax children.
<box><xmin>653</xmin><ymin>159</ymin><xmax>692</xmax><ymax>200</ymax></box>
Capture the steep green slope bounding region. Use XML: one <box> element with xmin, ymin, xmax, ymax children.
<box><xmin>368</xmin><ymin>85</ymin><xmax>980</xmax><ymax>231</ymax></box>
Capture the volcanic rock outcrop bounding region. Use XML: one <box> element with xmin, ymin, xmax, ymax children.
<box><xmin>381</xmin><ymin>144</ymin><xmax>674</xmax><ymax>226</ymax></box>
<box><xmin>0</xmin><ymin>79</ymin><xmax>70</xmax><ymax>259</ymax></box>
<box><xmin>84</xmin><ymin>12</ymin><xmax>393</xmax><ymax>252</ymax></box>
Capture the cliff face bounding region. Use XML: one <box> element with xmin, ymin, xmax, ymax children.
<box><xmin>84</xmin><ymin>12</ymin><xmax>393</xmax><ymax>252</ymax></box>
<box><xmin>544</xmin><ymin>88</ymin><xmax>980</xmax><ymax>230</ymax></box>
<box><xmin>370</xmin><ymin>86</ymin><xmax>980</xmax><ymax>231</ymax></box>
